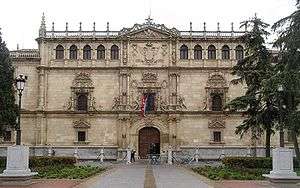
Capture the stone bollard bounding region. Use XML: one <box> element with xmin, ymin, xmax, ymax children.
<box><xmin>48</xmin><ymin>147</ymin><xmax>52</xmax><ymax>157</ymax></box>
<box><xmin>167</xmin><ymin>148</ymin><xmax>172</xmax><ymax>165</ymax></box>
<box><xmin>195</xmin><ymin>149</ymin><xmax>199</xmax><ymax>163</ymax></box>
<box><xmin>100</xmin><ymin>148</ymin><xmax>104</xmax><ymax>163</ymax></box>
<box><xmin>73</xmin><ymin>147</ymin><xmax>79</xmax><ymax>159</ymax></box>
<box><xmin>126</xmin><ymin>148</ymin><xmax>131</xmax><ymax>164</ymax></box>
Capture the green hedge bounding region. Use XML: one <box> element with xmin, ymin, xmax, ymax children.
<box><xmin>222</xmin><ymin>157</ymin><xmax>299</xmax><ymax>169</ymax></box>
<box><xmin>0</xmin><ymin>156</ymin><xmax>76</xmax><ymax>168</ymax></box>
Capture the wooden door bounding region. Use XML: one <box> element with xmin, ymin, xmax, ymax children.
<box><xmin>138</xmin><ymin>127</ymin><xmax>160</xmax><ymax>159</ymax></box>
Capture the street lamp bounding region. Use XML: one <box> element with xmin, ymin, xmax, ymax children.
<box><xmin>15</xmin><ymin>75</ymin><xmax>27</xmax><ymax>145</ymax></box>
<box><xmin>277</xmin><ymin>84</ymin><xmax>284</xmax><ymax>147</ymax></box>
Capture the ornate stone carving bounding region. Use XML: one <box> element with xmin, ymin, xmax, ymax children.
<box><xmin>119</xmin><ymin>18</ymin><xmax>179</xmax><ymax>37</ymax></box>
<box><xmin>142</xmin><ymin>72</ymin><xmax>158</xmax><ymax>83</ymax></box>
<box><xmin>208</xmin><ymin>119</ymin><xmax>226</xmax><ymax>129</ymax></box>
<box><xmin>72</xmin><ymin>72</ymin><xmax>93</xmax><ymax>88</ymax></box>
<box><xmin>142</xmin><ymin>42</ymin><xmax>159</xmax><ymax>65</ymax></box>
<box><xmin>64</xmin><ymin>72</ymin><xmax>102</xmax><ymax>111</ymax></box>
<box><xmin>73</xmin><ymin>119</ymin><xmax>91</xmax><ymax>129</ymax></box>
<box><xmin>206</xmin><ymin>73</ymin><xmax>227</xmax><ymax>89</ymax></box>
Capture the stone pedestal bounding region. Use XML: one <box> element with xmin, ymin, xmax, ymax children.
<box><xmin>263</xmin><ymin>148</ymin><xmax>300</xmax><ymax>183</ymax></box>
<box><xmin>167</xmin><ymin>148</ymin><xmax>172</xmax><ymax>165</ymax></box>
<box><xmin>0</xmin><ymin>146</ymin><xmax>38</xmax><ymax>186</ymax></box>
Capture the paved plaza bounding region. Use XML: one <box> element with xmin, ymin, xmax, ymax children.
<box><xmin>75</xmin><ymin>163</ymin><xmax>213</xmax><ymax>188</ymax></box>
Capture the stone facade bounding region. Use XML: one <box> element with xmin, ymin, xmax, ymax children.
<box><xmin>3</xmin><ymin>16</ymin><xmax>286</xmax><ymax>159</ymax></box>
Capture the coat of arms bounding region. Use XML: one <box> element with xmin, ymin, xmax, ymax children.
<box><xmin>142</xmin><ymin>42</ymin><xmax>158</xmax><ymax>65</ymax></box>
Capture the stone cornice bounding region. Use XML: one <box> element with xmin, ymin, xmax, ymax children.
<box><xmin>21</xmin><ymin>110</ymin><xmax>243</xmax><ymax>116</ymax></box>
<box><xmin>35</xmin><ymin>65</ymin><xmax>234</xmax><ymax>71</ymax></box>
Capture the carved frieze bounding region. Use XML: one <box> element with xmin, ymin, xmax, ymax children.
<box><xmin>129</xmin><ymin>42</ymin><xmax>168</xmax><ymax>66</ymax></box>
<box><xmin>73</xmin><ymin>119</ymin><xmax>91</xmax><ymax>129</ymax></box>
<box><xmin>208</xmin><ymin>118</ymin><xmax>226</xmax><ymax>129</ymax></box>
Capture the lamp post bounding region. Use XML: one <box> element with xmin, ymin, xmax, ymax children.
<box><xmin>15</xmin><ymin>75</ymin><xmax>27</xmax><ymax>145</ymax></box>
<box><xmin>277</xmin><ymin>84</ymin><xmax>284</xmax><ymax>147</ymax></box>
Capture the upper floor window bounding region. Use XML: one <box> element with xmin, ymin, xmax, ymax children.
<box><xmin>76</xmin><ymin>93</ymin><xmax>88</xmax><ymax>111</ymax></box>
<box><xmin>208</xmin><ymin>45</ymin><xmax>216</xmax><ymax>59</ymax></box>
<box><xmin>180</xmin><ymin>45</ymin><xmax>188</xmax><ymax>59</ymax></box>
<box><xmin>211</xmin><ymin>93</ymin><xmax>223</xmax><ymax>111</ymax></box>
<box><xmin>235</xmin><ymin>45</ymin><xmax>244</xmax><ymax>60</ymax></box>
<box><xmin>222</xmin><ymin>45</ymin><xmax>230</xmax><ymax>60</ymax></box>
<box><xmin>70</xmin><ymin>45</ymin><xmax>78</xmax><ymax>60</ymax></box>
<box><xmin>55</xmin><ymin>45</ymin><xmax>64</xmax><ymax>59</ymax></box>
<box><xmin>83</xmin><ymin>45</ymin><xmax>91</xmax><ymax>60</ymax></box>
<box><xmin>111</xmin><ymin>45</ymin><xmax>119</xmax><ymax>60</ymax></box>
<box><xmin>194</xmin><ymin>45</ymin><xmax>202</xmax><ymax>60</ymax></box>
<box><xmin>144</xmin><ymin>93</ymin><xmax>156</xmax><ymax>111</ymax></box>
<box><xmin>97</xmin><ymin>45</ymin><xmax>105</xmax><ymax>60</ymax></box>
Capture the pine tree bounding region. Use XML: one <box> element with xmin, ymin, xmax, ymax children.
<box><xmin>271</xmin><ymin>0</ymin><xmax>300</xmax><ymax>162</ymax></box>
<box><xmin>0</xmin><ymin>29</ymin><xmax>18</xmax><ymax>137</ymax></box>
<box><xmin>226</xmin><ymin>15</ymin><xmax>276</xmax><ymax>157</ymax></box>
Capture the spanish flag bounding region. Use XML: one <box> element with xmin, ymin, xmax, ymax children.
<box><xmin>141</xmin><ymin>94</ymin><xmax>148</xmax><ymax>117</ymax></box>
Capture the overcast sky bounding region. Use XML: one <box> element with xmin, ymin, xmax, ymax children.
<box><xmin>0</xmin><ymin>0</ymin><xmax>297</xmax><ymax>50</ymax></box>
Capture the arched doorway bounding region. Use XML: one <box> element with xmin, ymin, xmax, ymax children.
<box><xmin>138</xmin><ymin>127</ymin><xmax>160</xmax><ymax>159</ymax></box>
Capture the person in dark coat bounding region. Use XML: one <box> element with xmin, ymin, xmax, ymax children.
<box><xmin>131</xmin><ymin>149</ymin><xmax>136</xmax><ymax>162</ymax></box>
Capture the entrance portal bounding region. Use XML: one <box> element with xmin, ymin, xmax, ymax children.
<box><xmin>138</xmin><ymin>127</ymin><xmax>160</xmax><ymax>159</ymax></box>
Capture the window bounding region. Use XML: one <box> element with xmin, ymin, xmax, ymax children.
<box><xmin>213</xmin><ymin>131</ymin><xmax>222</xmax><ymax>142</ymax></box>
<box><xmin>97</xmin><ymin>45</ymin><xmax>105</xmax><ymax>60</ymax></box>
<box><xmin>77</xmin><ymin>131</ymin><xmax>86</xmax><ymax>142</ymax></box>
<box><xmin>111</xmin><ymin>45</ymin><xmax>119</xmax><ymax>60</ymax></box>
<box><xmin>83</xmin><ymin>45</ymin><xmax>91</xmax><ymax>60</ymax></box>
<box><xmin>180</xmin><ymin>45</ymin><xmax>188</xmax><ymax>59</ymax></box>
<box><xmin>208</xmin><ymin>45</ymin><xmax>216</xmax><ymax>59</ymax></box>
<box><xmin>194</xmin><ymin>45</ymin><xmax>202</xmax><ymax>60</ymax></box>
<box><xmin>55</xmin><ymin>45</ymin><xmax>64</xmax><ymax>59</ymax></box>
<box><xmin>3</xmin><ymin>131</ymin><xmax>11</xmax><ymax>142</ymax></box>
<box><xmin>235</xmin><ymin>45</ymin><xmax>244</xmax><ymax>60</ymax></box>
<box><xmin>211</xmin><ymin>93</ymin><xmax>223</xmax><ymax>111</ymax></box>
<box><xmin>69</xmin><ymin>45</ymin><xmax>78</xmax><ymax>60</ymax></box>
<box><xmin>145</xmin><ymin>93</ymin><xmax>156</xmax><ymax>111</ymax></box>
<box><xmin>221</xmin><ymin>45</ymin><xmax>230</xmax><ymax>60</ymax></box>
<box><xmin>77</xmin><ymin>93</ymin><xmax>88</xmax><ymax>111</ymax></box>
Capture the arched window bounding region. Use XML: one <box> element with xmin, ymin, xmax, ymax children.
<box><xmin>222</xmin><ymin>45</ymin><xmax>230</xmax><ymax>60</ymax></box>
<box><xmin>83</xmin><ymin>45</ymin><xmax>91</xmax><ymax>60</ymax></box>
<box><xmin>111</xmin><ymin>45</ymin><xmax>119</xmax><ymax>60</ymax></box>
<box><xmin>180</xmin><ymin>45</ymin><xmax>188</xmax><ymax>59</ymax></box>
<box><xmin>55</xmin><ymin>45</ymin><xmax>64</xmax><ymax>59</ymax></box>
<box><xmin>97</xmin><ymin>45</ymin><xmax>105</xmax><ymax>60</ymax></box>
<box><xmin>69</xmin><ymin>45</ymin><xmax>78</xmax><ymax>60</ymax></box>
<box><xmin>235</xmin><ymin>45</ymin><xmax>244</xmax><ymax>60</ymax></box>
<box><xmin>208</xmin><ymin>45</ymin><xmax>216</xmax><ymax>59</ymax></box>
<box><xmin>194</xmin><ymin>45</ymin><xmax>202</xmax><ymax>60</ymax></box>
<box><xmin>211</xmin><ymin>93</ymin><xmax>223</xmax><ymax>111</ymax></box>
<box><xmin>77</xmin><ymin>93</ymin><xmax>88</xmax><ymax>111</ymax></box>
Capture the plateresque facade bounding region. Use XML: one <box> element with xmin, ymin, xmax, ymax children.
<box><xmin>3</xmin><ymin>15</ymin><xmax>275</xmax><ymax>159</ymax></box>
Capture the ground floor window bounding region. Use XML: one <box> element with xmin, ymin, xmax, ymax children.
<box><xmin>213</xmin><ymin>131</ymin><xmax>222</xmax><ymax>142</ymax></box>
<box><xmin>3</xmin><ymin>131</ymin><xmax>11</xmax><ymax>142</ymax></box>
<box><xmin>77</xmin><ymin>131</ymin><xmax>86</xmax><ymax>142</ymax></box>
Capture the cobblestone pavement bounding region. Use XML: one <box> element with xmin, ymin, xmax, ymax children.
<box><xmin>0</xmin><ymin>179</ymin><xmax>81</xmax><ymax>188</ymax></box>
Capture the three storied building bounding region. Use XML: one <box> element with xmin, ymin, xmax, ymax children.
<box><xmin>4</xmin><ymin>15</ymin><xmax>265</xmax><ymax>159</ymax></box>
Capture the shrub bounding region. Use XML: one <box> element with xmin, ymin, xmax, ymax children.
<box><xmin>29</xmin><ymin>156</ymin><xmax>76</xmax><ymax>168</ymax></box>
<box><xmin>222</xmin><ymin>157</ymin><xmax>272</xmax><ymax>169</ymax></box>
<box><xmin>0</xmin><ymin>156</ymin><xmax>76</xmax><ymax>168</ymax></box>
<box><xmin>222</xmin><ymin>156</ymin><xmax>300</xmax><ymax>169</ymax></box>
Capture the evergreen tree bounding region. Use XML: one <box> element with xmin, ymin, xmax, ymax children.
<box><xmin>226</xmin><ymin>15</ymin><xmax>276</xmax><ymax>157</ymax></box>
<box><xmin>0</xmin><ymin>29</ymin><xmax>18</xmax><ymax>137</ymax></box>
<box><xmin>271</xmin><ymin>0</ymin><xmax>300</xmax><ymax>162</ymax></box>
